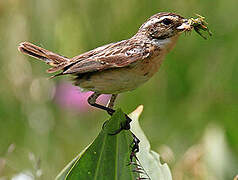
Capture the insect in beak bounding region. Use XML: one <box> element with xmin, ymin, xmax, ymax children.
<box><xmin>177</xmin><ymin>15</ymin><xmax>212</xmax><ymax>39</ymax></box>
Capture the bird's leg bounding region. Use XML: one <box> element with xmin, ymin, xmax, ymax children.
<box><xmin>106</xmin><ymin>94</ymin><xmax>118</xmax><ymax>111</ymax></box>
<box><xmin>87</xmin><ymin>92</ymin><xmax>115</xmax><ymax>115</ymax></box>
<box><xmin>87</xmin><ymin>92</ymin><xmax>131</xmax><ymax>132</ymax></box>
<box><xmin>87</xmin><ymin>92</ymin><xmax>140</xmax><ymax>160</ymax></box>
<box><xmin>107</xmin><ymin>94</ymin><xmax>131</xmax><ymax>133</ymax></box>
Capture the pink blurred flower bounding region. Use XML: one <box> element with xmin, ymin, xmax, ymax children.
<box><xmin>53</xmin><ymin>82</ymin><xmax>110</xmax><ymax>112</ymax></box>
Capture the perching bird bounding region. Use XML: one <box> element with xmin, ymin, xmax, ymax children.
<box><xmin>18</xmin><ymin>12</ymin><xmax>210</xmax><ymax>132</ymax></box>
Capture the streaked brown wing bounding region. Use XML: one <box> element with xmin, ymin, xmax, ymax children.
<box><xmin>61</xmin><ymin>40</ymin><xmax>150</xmax><ymax>75</ymax></box>
<box><xmin>47</xmin><ymin>42</ymin><xmax>114</xmax><ymax>73</ymax></box>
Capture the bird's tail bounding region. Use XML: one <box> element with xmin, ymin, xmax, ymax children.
<box><xmin>18</xmin><ymin>42</ymin><xmax>70</xmax><ymax>73</ymax></box>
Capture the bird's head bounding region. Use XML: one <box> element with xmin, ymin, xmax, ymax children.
<box><xmin>137</xmin><ymin>12</ymin><xmax>190</xmax><ymax>40</ymax></box>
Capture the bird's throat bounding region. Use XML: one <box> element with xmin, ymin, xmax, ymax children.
<box><xmin>151</xmin><ymin>34</ymin><xmax>179</xmax><ymax>53</ymax></box>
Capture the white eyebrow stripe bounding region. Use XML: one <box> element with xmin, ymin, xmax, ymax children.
<box><xmin>143</xmin><ymin>15</ymin><xmax>177</xmax><ymax>28</ymax></box>
<box><xmin>158</xmin><ymin>15</ymin><xmax>176</xmax><ymax>21</ymax></box>
<box><xmin>143</xmin><ymin>18</ymin><xmax>160</xmax><ymax>28</ymax></box>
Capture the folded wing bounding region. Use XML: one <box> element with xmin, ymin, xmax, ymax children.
<box><xmin>55</xmin><ymin>40</ymin><xmax>150</xmax><ymax>76</ymax></box>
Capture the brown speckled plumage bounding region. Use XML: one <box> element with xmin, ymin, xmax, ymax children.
<box><xmin>18</xmin><ymin>12</ymin><xmax>190</xmax><ymax>107</ymax></box>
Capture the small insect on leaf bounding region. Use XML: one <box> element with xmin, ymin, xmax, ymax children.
<box><xmin>188</xmin><ymin>14</ymin><xmax>212</xmax><ymax>39</ymax></box>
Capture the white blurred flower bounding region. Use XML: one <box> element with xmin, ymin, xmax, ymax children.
<box><xmin>11</xmin><ymin>171</ymin><xmax>34</xmax><ymax>180</ymax></box>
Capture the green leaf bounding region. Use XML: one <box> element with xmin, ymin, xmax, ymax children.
<box><xmin>129</xmin><ymin>105</ymin><xmax>172</xmax><ymax>180</ymax></box>
<box><xmin>55</xmin><ymin>108</ymin><xmax>138</xmax><ymax>180</ymax></box>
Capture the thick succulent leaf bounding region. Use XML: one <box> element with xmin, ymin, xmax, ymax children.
<box><xmin>55</xmin><ymin>109</ymin><xmax>138</xmax><ymax>180</ymax></box>
<box><xmin>129</xmin><ymin>105</ymin><xmax>172</xmax><ymax>180</ymax></box>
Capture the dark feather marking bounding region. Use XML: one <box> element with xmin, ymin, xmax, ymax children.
<box><xmin>20</xmin><ymin>47</ymin><xmax>48</xmax><ymax>61</ymax></box>
<box><xmin>143</xmin><ymin>72</ymin><xmax>149</xmax><ymax>76</ymax></box>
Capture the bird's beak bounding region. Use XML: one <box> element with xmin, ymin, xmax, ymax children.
<box><xmin>176</xmin><ymin>19</ymin><xmax>191</xmax><ymax>31</ymax></box>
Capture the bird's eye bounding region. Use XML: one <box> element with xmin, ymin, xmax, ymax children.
<box><xmin>161</xmin><ymin>18</ymin><xmax>173</xmax><ymax>25</ymax></box>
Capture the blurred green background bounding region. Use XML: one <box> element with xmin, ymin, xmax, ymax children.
<box><xmin>0</xmin><ymin>0</ymin><xmax>237</xmax><ymax>179</ymax></box>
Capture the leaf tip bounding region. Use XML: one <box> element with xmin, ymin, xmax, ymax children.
<box><xmin>129</xmin><ymin>105</ymin><xmax>144</xmax><ymax>121</ymax></box>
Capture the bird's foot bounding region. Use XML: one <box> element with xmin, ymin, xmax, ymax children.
<box><xmin>103</xmin><ymin>109</ymin><xmax>140</xmax><ymax>162</ymax></box>
<box><xmin>106</xmin><ymin>111</ymin><xmax>132</xmax><ymax>135</ymax></box>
